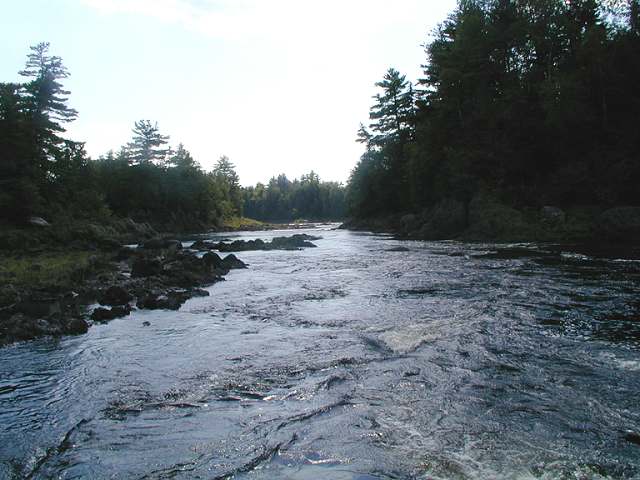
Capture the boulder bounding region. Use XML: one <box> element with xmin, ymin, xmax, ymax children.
<box><xmin>1</xmin><ymin>313</ymin><xmax>64</xmax><ymax>340</ymax></box>
<box><xmin>290</xmin><ymin>233</ymin><xmax>322</xmax><ymax>241</ymax></box>
<box><xmin>131</xmin><ymin>256</ymin><xmax>163</xmax><ymax>278</ymax></box>
<box><xmin>139</xmin><ymin>238</ymin><xmax>183</xmax><ymax>251</ymax></box>
<box><xmin>597</xmin><ymin>206</ymin><xmax>640</xmax><ymax>241</ymax></box>
<box><xmin>137</xmin><ymin>291</ymin><xmax>190</xmax><ymax>310</ymax></box>
<box><xmin>215</xmin><ymin>235</ymin><xmax>317</xmax><ymax>252</ymax></box>
<box><xmin>191</xmin><ymin>239</ymin><xmax>216</xmax><ymax>251</ymax></box>
<box><xmin>221</xmin><ymin>254</ymin><xmax>248</xmax><ymax>269</ymax></box>
<box><xmin>270</xmin><ymin>236</ymin><xmax>317</xmax><ymax>250</ymax></box>
<box><xmin>65</xmin><ymin>317</ymin><xmax>89</xmax><ymax>335</ymax></box>
<box><xmin>100</xmin><ymin>286</ymin><xmax>133</xmax><ymax>306</ymax></box>
<box><xmin>91</xmin><ymin>305</ymin><xmax>131</xmax><ymax>322</ymax></box>
<box><xmin>203</xmin><ymin>251</ymin><xmax>224</xmax><ymax>269</ymax></box>
<box><xmin>190</xmin><ymin>288</ymin><xmax>210</xmax><ymax>297</ymax></box>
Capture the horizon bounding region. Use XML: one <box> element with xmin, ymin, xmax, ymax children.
<box><xmin>0</xmin><ymin>0</ymin><xmax>456</xmax><ymax>186</ymax></box>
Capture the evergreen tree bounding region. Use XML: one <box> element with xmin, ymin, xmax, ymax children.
<box><xmin>213</xmin><ymin>156</ymin><xmax>242</xmax><ymax>216</ymax></box>
<box><xmin>369</xmin><ymin>68</ymin><xmax>415</xmax><ymax>147</ymax></box>
<box><xmin>168</xmin><ymin>143</ymin><xmax>198</xmax><ymax>169</ymax></box>
<box><xmin>126</xmin><ymin>120</ymin><xmax>170</xmax><ymax>164</ymax></box>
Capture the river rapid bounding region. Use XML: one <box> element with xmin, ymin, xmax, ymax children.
<box><xmin>1</xmin><ymin>227</ymin><xmax>640</xmax><ymax>479</ymax></box>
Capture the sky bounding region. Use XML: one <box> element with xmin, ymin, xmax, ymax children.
<box><xmin>1</xmin><ymin>0</ymin><xmax>457</xmax><ymax>186</ymax></box>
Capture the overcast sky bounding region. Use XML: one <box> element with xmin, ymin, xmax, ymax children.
<box><xmin>1</xmin><ymin>0</ymin><xmax>456</xmax><ymax>185</ymax></box>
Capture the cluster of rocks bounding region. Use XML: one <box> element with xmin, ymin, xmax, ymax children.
<box><xmin>190</xmin><ymin>234</ymin><xmax>321</xmax><ymax>252</ymax></box>
<box><xmin>0</xmin><ymin>238</ymin><xmax>248</xmax><ymax>346</ymax></box>
<box><xmin>0</xmin><ymin>289</ymin><xmax>90</xmax><ymax>342</ymax></box>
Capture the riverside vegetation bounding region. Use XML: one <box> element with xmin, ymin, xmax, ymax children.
<box><xmin>0</xmin><ymin>43</ymin><xmax>341</xmax><ymax>345</ymax></box>
<box><xmin>345</xmin><ymin>0</ymin><xmax>640</xmax><ymax>242</ymax></box>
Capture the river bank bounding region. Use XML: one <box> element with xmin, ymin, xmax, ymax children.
<box><xmin>0</xmin><ymin>217</ymin><xmax>323</xmax><ymax>347</ymax></box>
<box><xmin>342</xmin><ymin>196</ymin><xmax>640</xmax><ymax>245</ymax></box>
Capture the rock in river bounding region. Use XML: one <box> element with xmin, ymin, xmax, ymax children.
<box><xmin>100</xmin><ymin>285</ymin><xmax>133</xmax><ymax>306</ymax></box>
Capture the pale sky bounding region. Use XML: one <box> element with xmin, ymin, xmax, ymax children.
<box><xmin>1</xmin><ymin>0</ymin><xmax>456</xmax><ymax>186</ymax></box>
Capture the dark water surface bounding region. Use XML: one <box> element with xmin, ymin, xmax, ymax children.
<box><xmin>1</xmin><ymin>227</ymin><xmax>640</xmax><ymax>479</ymax></box>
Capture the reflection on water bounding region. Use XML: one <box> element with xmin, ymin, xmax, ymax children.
<box><xmin>1</xmin><ymin>228</ymin><xmax>639</xmax><ymax>479</ymax></box>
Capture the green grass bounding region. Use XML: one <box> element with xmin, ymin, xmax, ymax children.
<box><xmin>222</xmin><ymin>217</ymin><xmax>265</xmax><ymax>230</ymax></box>
<box><xmin>0</xmin><ymin>251</ymin><xmax>97</xmax><ymax>289</ymax></box>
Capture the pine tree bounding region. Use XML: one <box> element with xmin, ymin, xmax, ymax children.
<box><xmin>19</xmin><ymin>42</ymin><xmax>78</xmax><ymax>154</ymax></box>
<box><xmin>168</xmin><ymin>143</ymin><xmax>198</xmax><ymax>169</ymax></box>
<box><xmin>213</xmin><ymin>156</ymin><xmax>242</xmax><ymax>216</ymax></box>
<box><xmin>126</xmin><ymin>120</ymin><xmax>170</xmax><ymax>164</ymax></box>
<box><xmin>369</xmin><ymin>68</ymin><xmax>414</xmax><ymax>147</ymax></box>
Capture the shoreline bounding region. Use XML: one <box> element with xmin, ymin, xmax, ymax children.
<box><xmin>340</xmin><ymin>200</ymin><xmax>640</xmax><ymax>246</ymax></box>
<box><xmin>0</xmin><ymin>220</ymin><xmax>324</xmax><ymax>348</ymax></box>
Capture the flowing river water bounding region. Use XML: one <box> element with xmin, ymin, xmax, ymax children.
<box><xmin>1</xmin><ymin>227</ymin><xmax>640</xmax><ymax>479</ymax></box>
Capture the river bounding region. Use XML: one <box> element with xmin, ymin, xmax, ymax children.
<box><xmin>1</xmin><ymin>226</ymin><xmax>640</xmax><ymax>479</ymax></box>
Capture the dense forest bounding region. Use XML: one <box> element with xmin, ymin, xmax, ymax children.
<box><xmin>4</xmin><ymin>0</ymin><xmax>639</xmax><ymax>238</ymax></box>
<box><xmin>243</xmin><ymin>172</ymin><xmax>346</xmax><ymax>222</ymax></box>
<box><xmin>0</xmin><ymin>43</ymin><xmax>345</xmax><ymax>231</ymax></box>
<box><xmin>348</xmin><ymin>0</ymin><xmax>640</xmax><ymax>221</ymax></box>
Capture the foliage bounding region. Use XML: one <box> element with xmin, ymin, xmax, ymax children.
<box><xmin>213</xmin><ymin>156</ymin><xmax>243</xmax><ymax>217</ymax></box>
<box><xmin>348</xmin><ymin>0</ymin><xmax>640</xmax><ymax>217</ymax></box>
<box><xmin>125</xmin><ymin>120</ymin><xmax>171</xmax><ymax>165</ymax></box>
<box><xmin>243</xmin><ymin>172</ymin><xmax>346</xmax><ymax>222</ymax></box>
<box><xmin>0</xmin><ymin>45</ymin><xmax>249</xmax><ymax>231</ymax></box>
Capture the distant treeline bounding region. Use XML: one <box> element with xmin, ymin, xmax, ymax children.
<box><xmin>348</xmin><ymin>0</ymin><xmax>640</xmax><ymax>217</ymax></box>
<box><xmin>0</xmin><ymin>43</ymin><xmax>345</xmax><ymax>229</ymax></box>
<box><xmin>243</xmin><ymin>172</ymin><xmax>346</xmax><ymax>222</ymax></box>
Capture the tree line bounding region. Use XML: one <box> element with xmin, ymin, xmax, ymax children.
<box><xmin>0</xmin><ymin>43</ymin><xmax>345</xmax><ymax>230</ymax></box>
<box><xmin>243</xmin><ymin>172</ymin><xmax>346</xmax><ymax>222</ymax></box>
<box><xmin>348</xmin><ymin>0</ymin><xmax>640</xmax><ymax>218</ymax></box>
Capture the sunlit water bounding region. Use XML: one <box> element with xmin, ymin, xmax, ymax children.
<box><xmin>1</xmin><ymin>227</ymin><xmax>640</xmax><ymax>479</ymax></box>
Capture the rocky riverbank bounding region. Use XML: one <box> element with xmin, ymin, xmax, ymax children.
<box><xmin>0</xmin><ymin>232</ymin><xmax>320</xmax><ymax>347</ymax></box>
<box><xmin>342</xmin><ymin>195</ymin><xmax>640</xmax><ymax>244</ymax></box>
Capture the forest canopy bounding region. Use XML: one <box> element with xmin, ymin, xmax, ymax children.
<box><xmin>0</xmin><ymin>43</ymin><xmax>345</xmax><ymax>229</ymax></box>
<box><xmin>347</xmin><ymin>0</ymin><xmax>640</xmax><ymax>218</ymax></box>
